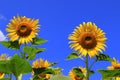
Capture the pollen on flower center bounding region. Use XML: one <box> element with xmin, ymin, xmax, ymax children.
<box><xmin>79</xmin><ymin>32</ymin><xmax>97</xmax><ymax>49</ymax></box>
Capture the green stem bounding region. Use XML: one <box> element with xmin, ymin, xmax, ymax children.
<box><xmin>89</xmin><ymin>60</ymin><xmax>96</xmax><ymax>69</ymax></box>
<box><xmin>16</xmin><ymin>77</ymin><xmax>18</xmax><ymax>80</ymax></box>
<box><xmin>10</xmin><ymin>74</ymin><xmax>12</xmax><ymax>80</ymax></box>
<box><xmin>23</xmin><ymin>43</ymin><xmax>27</xmax><ymax>59</ymax></box>
<box><xmin>18</xmin><ymin>74</ymin><xmax>22</xmax><ymax>80</ymax></box>
<box><xmin>86</xmin><ymin>54</ymin><xmax>89</xmax><ymax>80</ymax></box>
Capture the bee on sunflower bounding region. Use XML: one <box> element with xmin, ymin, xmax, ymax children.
<box><xmin>68</xmin><ymin>22</ymin><xmax>107</xmax><ymax>58</ymax></box>
<box><xmin>6</xmin><ymin>15</ymin><xmax>40</xmax><ymax>44</ymax></box>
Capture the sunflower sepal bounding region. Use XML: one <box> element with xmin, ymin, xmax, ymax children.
<box><xmin>32</xmin><ymin>37</ymin><xmax>47</xmax><ymax>46</ymax></box>
<box><xmin>72</xmin><ymin>68</ymin><xmax>85</xmax><ymax>78</ymax></box>
<box><xmin>96</xmin><ymin>54</ymin><xmax>113</xmax><ymax>62</ymax></box>
<box><xmin>66</xmin><ymin>52</ymin><xmax>80</xmax><ymax>60</ymax></box>
<box><xmin>53</xmin><ymin>68</ymin><xmax>62</xmax><ymax>75</ymax></box>
<box><xmin>50</xmin><ymin>62</ymin><xmax>58</xmax><ymax>66</ymax></box>
<box><xmin>32</xmin><ymin>75</ymin><xmax>45</xmax><ymax>80</ymax></box>
<box><xmin>23</xmin><ymin>46</ymin><xmax>46</xmax><ymax>60</ymax></box>
<box><xmin>32</xmin><ymin>68</ymin><xmax>55</xmax><ymax>75</ymax></box>
<box><xmin>0</xmin><ymin>40</ymin><xmax>20</xmax><ymax>50</ymax></box>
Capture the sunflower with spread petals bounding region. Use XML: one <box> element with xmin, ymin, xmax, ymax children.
<box><xmin>6</xmin><ymin>15</ymin><xmax>39</xmax><ymax>44</ymax></box>
<box><xmin>0</xmin><ymin>54</ymin><xmax>9</xmax><ymax>79</ymax></box>
<box><xmin>107</xmin><ymin>58</ymin><xmax>120</xmax><ymax>80</ymax></box>
<box><xmin>69</xmin><ymin>67</ymin><xmax>86</xmax><ymax>80</ymax></box>
<box><xmin>68</xmin><ymin>22</ymin><xmax>107</xmax><ymax>58</ymax></box>
<box><xmin>32</xmin><ymin>58</ymin><xmax>51</xmax><ymax>79</ymax></box>
<box><xmin>108</xmin><ymin>58</ymin><xmax>120</xmax><ymax>70</ymax></box>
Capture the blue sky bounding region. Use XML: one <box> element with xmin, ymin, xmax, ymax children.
<box><xmin>0</xmin><ymin>0</ymin><xmax>120</xmax><ymax>80</ymax></box>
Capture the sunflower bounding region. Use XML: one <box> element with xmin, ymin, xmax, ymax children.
<box><xmin>68</xmin><ymin>22</ymin><xmax>107</xmax><ymax>58</ymax></box>
<box><xmin>6</xmin><ymin>15</ymin><xmax>39</xmax><ymax>44</ymax></box>
<box><xmin>0</xmin><ymin>73</ymin><xmax>4</xmax><ymax>79</ymax></box>
<box><xmin>32</xmin><ymin>58</ymin><xmax>51</xmax><ymax>79</ymax></box>
<box><xmin>69</xmin><ymin>67</ymin><xmax>86</xmax><ymax>80</ymax></box>
<box><xmin>108</xmin><ymin>58</ymin><xmax>120</xmax><ymax>70</ymax></box>
<box><xmin>0</xmin><ymin>54</ymin><xmax>8</xmax><ymax>60</ymax></box>
<box><xmin>107</xmin><ymin>58</ymin><xmax>120</xmax><ymax>80</ymax></box>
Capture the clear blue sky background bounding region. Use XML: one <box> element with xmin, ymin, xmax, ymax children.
<box><xmin>0</xmin><ymin>0</ymin><xmax>120</xmax><ymax>80</ymax></box>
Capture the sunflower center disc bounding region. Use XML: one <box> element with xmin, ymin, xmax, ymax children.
<box><xmin>79</xmin><ymin>32</ymin><xmax>97</xmax><ymax>49</ymax></box>
<box><xmin>114</xmin><ymin>66</ymin><xmax>120</xmax><ymax>69</ymax></box>
<box><xmin>21</xmin><ymin>25</ymin><xmax>26</xmax><ymax>30</ymax></box>
<box><xmin>0</xmin><ymin>72</ymin><xmax>3</xmax><ymax>76</ymax></box>
<box><xmin>85</xmin><ymin>36</ymin><xmax>92</xmax><ymax>41</ymax></box>
<box><xmin>17</xmin><ymin>24</ymin><xmax>32</xmax><ymax>37</ymax></box>
<box><xmin>39</xmin><ymin>74</ymin><xmax>46</xmax><ymax>78</ymax></box>
<box><xmin>75</xmin><ymin>76</ymin><xmax>83</xmax><ymax>80</ymax></box>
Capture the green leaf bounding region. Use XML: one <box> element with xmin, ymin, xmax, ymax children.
<box><xmin>23</xmin><ymin>46</ymin><xmax>46</xmax><ymax>60</ymax></box>
<box><xmin>96</xmin><ymin>54</ymin><xmax>113</xmax><ymax>62</ymax></box>
<box><xmin>10</xmin><ymin>54</ymin><xmax>32</xmax><ymax>77</ymax></box>
<box><xmin>0</xmin><ymin>54</ymin><xmax>32</xmax><ymax>77</ymax></box>
<box><xmin>102</xmin><ymin>77</ymin><xmax>113</xmax><ymax>80</ymax></box>
<box><xmin>0</xmin><ymin>41</ymin><xmax>20</xmax><ymax>50</ymax></box>
<box><xmin>49</xmin><ymin>74</ymin><xmax>72</xmax><ymax>80</ymax></box>
<box><xmin>0</xmin><ymin>41</ymin><xmax>10</xmax><ymax>47</ymax></box>
<box><xmin>89</xmin><ymin>70</ymin><xmax>94</xmax><ymax>76</ymax></box>
<box><xmin>73</xmin><ymin>68</ymin><xmax>84</xmax><ymax>78</ymax></box>
<box><xmin>33</xmin><ymin>68</ymin><xmax>55</xmax><ymax>75</ymax></box>
<box><xmin>32</xmin><ymin>75</ymin><xmax>44</xmax><ymax>80</ymax></box>
<box><xmin>98</xmin><ymin>69</ymin><xmax>120</xmax><ymax>78</ymax></box>
<box><xmin>32</xmin><ymin>37</ymin><xmax>47</xmax><ymax>45</ymax></box>
<box><xmin>66</xmin><ymin>53</ymin><xmax>79</xmax><ymax>60</ymax></box>
<box><xmin>50</xmin><ymin>62</ymin><xmax>58</xmax><ymax>66</ymax></box>
<box><xmin>0</xmin><ymin>78</ymin><xmax>10</xmax><ymax>80</ymax></box>
<box><xmin>0</xmin><ymin>60</ymin><xmax>12</xmax><ymax>74</ymax></box>
<box><xmin>53</xmin><ymin>68</ymin><xmax>62</xmax><ymax>75</ymax></box>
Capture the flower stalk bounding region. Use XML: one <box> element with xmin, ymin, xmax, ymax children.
<box><xmin>18</xmin><ymin>74</ymin><xmax>22</xmax><ymax>80</ymax></box>
<box><xmin>86</xmin><ymin>54</ymin><xmax>89</xmax><ymax>80</ymax></box>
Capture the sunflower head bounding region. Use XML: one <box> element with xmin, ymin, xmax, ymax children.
<box><xmin>108</xmin><ymin>58</ymin><xmax>120</xmax><ymax>70</ymax></box>
<box><xmin>6</xmin><ymin>15</ymin><xmax>40</xmax><ymax>44</ymax></box>
<box><xmin>69</xmin><ymin>67</ymin><xmax>86</xmax><ymax>80</ymax></box>
<box><xmin>68</xmin><ymin>22</ymin><xmax>107</xmax><ymax>58</ymax></box>
<box><xmin>0</xmin><ymin>73</ymin><xmax>4</xmax><ymax>79</ymax></box>
<box><xmin>0</xmin><ymin>54</ymin><xmax>8</xmax><ymax>60</ymax></box>
<box><xmin>116</xmin><ymin>77</ymin><xmax>120</xmax><ymax>80</ymax></box>
<box><xmin>32</xmin><ymin>58</ymin><xmax>50</xmax><ymax>68</ymax></box>
<box><xmin>107</xmin><ymin>59</ymin><xmax>120</xmax><ymax>79</ymax></box>
<box><xmin>32</xmin><ymin>58</ymin><xmax>51</xmax><ymax>79</ymax></box>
